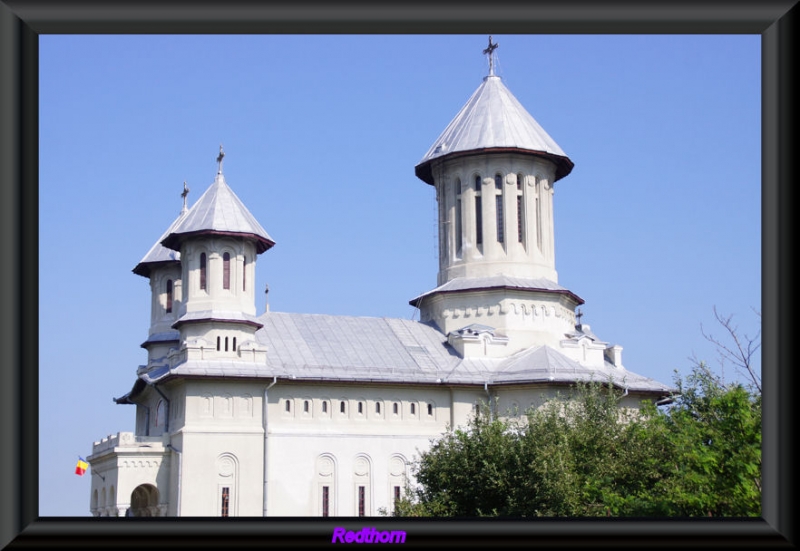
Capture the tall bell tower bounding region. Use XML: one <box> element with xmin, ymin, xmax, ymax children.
<box><xmin>412</xmin><ymin>38</ymin><xmax>584</xmax><ymax>357</ymax></box>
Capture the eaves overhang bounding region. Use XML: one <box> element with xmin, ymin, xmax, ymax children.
<box><xmin>410</xmin><ymin>284</ymin><xmax>585</xmax><ymax>308</ymax></box>
<box><xmin>415</xmin><ymin>146</ymin><xmax>574</xmax><ymax>186</ymax></box>
<box><xmin>161</xmin><ymin>229</ymin><xmax>275</xmax><ymax>255</ymax></box>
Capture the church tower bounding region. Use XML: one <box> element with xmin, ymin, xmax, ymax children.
<box><xmin>132</xmin><ymin>183</ymin><xmax>189</xmax><ymax>368</ymax></box>
<box><xmin>412</xmin><ymin>38</ymin><xmax>588</xmax><ymax>358</ymax></box>
<box><xmin>160</xmin><ymin>146</ymin><xmax>275</xmax><ymax>364</ymax></box>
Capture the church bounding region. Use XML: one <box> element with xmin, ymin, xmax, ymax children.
<box><xmin>86</xmin><ymin>39</ymin><xmax>672</xmax><ymax>518</ymax></box>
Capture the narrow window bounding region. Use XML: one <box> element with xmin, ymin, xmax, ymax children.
<box><xmin>242</xmin><ymin>255</ymin><xmax>246</xmax><ymax>292</ymax></box>
<box><xmin>517</xmin><ymin>195</ymin><xmax>524</xmax><ymax>243</ymax></box>
<box><xmin>475</xmin><ymin>176</ymin><xmax>483</xmax><ymax>246</ymax></box>
<box><xmin>410</xmin><ymin>403</ymin><xmax>416</xmax><ymax>415</ymax></box>
<box><xmin>427</xmin><ymin>403</ymin><xmax>433</xmax><ymax>416</ymax></box>
<box><xmin>496</xmin><ymin>195</ymin><xmax>504</xmax><ymax>243</ymax></box>
<box><xmin>216</xmin><ymin>336</ymin><xmax>221</xmax><ymax>351</ymax></box>
<box><xmin>340</xmin><ymin>401</ymin><xmax>346</xmax><ymax>414</ymax></box>
<box><xmin>358</xmin><ymin>402</ymin><xmax>363</xmax><ymax>414</ymax></box>
<box><xmin>358</xmin><ymin>486</ymin><xmax>366</xmax><ymax>517</ymax></box>
<box><xmin>166</xmin><ymin>280</ymin><xmax>173</xmax><ymax>313</ymax></box>
<box><xmin>393</xmin><ymin>403</ymin><xmax>399</xmax><ymax>415</ymax></box>
<box><xmin>223</xmin><ymin>252</ymin><xmax>231</xmax><ymax>290</ymax></box>
<box><xmin>200</xmin><ymin>253</ymin><xmax>207</xmax><ymax>291</ymax></box>
<box><xmin>285</xmin><ymin>400</ymin><xmax>291</xmax><ymax>412</ymax></box>
<box><xmin>221</xmin><ymin>487</ymin><xmax>230</xmax><ymax>517</ymax></box>
<box><xmin>536</xmin><ymin>193</ymin><xmax>542</xmax><ymax>251</ymax></box>
<box><xmin>322</xmin><ymin>486</ymin><xmax>330</xmax><ymax>517</ymax></box>
<box><xmin>455</xmin><ymin>178</ymin><xmax>462</xmax><ymax>254</ymax></box>
<box><xmin>225</xmin><ymin>336</ymin><xmax>229</xmax><ymax>352</ymax></box>
<box><xmin>394</xmin><ymin>486</ymin><xmax>401</xmax><ymax>505</ymax></box>
<box><xmin>375</xmin><ymin>402</ymin><xmax>381</xmax><ymax>415</ymax></box>
<box><xmin>495</xmin><ymin>174</ymin><xmax>504</xmax><ymax>243</ymax></box>
<box><xmin>322</xmin><ymin>401</ymin><xmax>328</xmax><ymax>414</ymax></box>
<box><xmin>232</xmin><ymin>337</ymin><xmax>236</xmax><ymax>351</ymax></box>
<box><xmin>304</xmin><ymin>400</ymin><xmax>309</xmax><ymax>413</ymax></box>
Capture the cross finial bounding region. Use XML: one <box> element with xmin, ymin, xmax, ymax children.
<box><xmin>216</xmin><ymin>144</ymin><xmax>225</xmax><ymax>175</ymax></box>
<box><xmin>576</xmin><ymin>308</ymin><xmax>584</xmax><ymax>326</ymax></box>
<box><xmin>483</xmin><ymin>35</ymin><xmax>499</xmax><ymax>76</ymax></box>
<box><xmin>181</xmin><ymin>180</ymin><xmax>190</xmax><ymax>213</ymax></box>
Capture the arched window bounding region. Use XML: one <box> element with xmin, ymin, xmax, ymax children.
<box><xmin>225</xmin><ymin>336</ymin><xmax>229</xmax><ymax>352</ymax></box>
<box><xmin>322</xmin><ymin>401</ymin><xmax>328</xmax><ymax>414</ymax></box>
<box><xmin>410</xmin><ymin>403</ymin><xmax>416</xmax><ymax>415</ymax></box>
<box><xmin>232</xmin><ymin>337</ymin><xmax>236</xmax><ymax>351</ymax></box>
<box><xmin>517</xmin><ymin>173</ymin><xmax>525</xmax><ymax>244</ymax></box>
<box><xmin>455</xmin><ymin>178</ymin><xmax>462</xmax><ymax>254</ymax></box>
<box><xmin>495</xmin><ymin>174</ymin><xmax>504</xmax><ymax>244</ymax></box>
<box><xmin>200</xmin><ymin>253</ymin><xmax>207</xmax><ymax>291</ymax></box>
<box><xmin>242</xmin><ymin>256</ymin><xmax>247</xmax><ymax>292</ymax></box>
<box><xmin>285</xmin><ymin>400</ymin><xmax>291</xmax><ymax>412</ymax></box>
<box><xmin>358</xmin><ymin>402</ymin><xmax>363</xmax><ymax>414</ymax></box>
<box><xmin>223</xmin><ymin>252</ymin><xmax>231</xmax><ymax>290</ymax></box>
<box><xmin>393</xmin><ymin>402</ymin><xmax>399</xmax><ymax>415</ymax></box>
<box><xmin>340</xmin><ymin>401</ymin><xmax>346</xmax><ymax>414</ymax></box>
<box><xmin>375</xmin><ymin>402</ymin><xmax>381</xmax><ymax>415</ymax></box>
<box><xmin>474</xmin><ymin>175</ymin><xmax>483</xmax><ymax>245</ymax></box>
<box><xmin>166</xmin><ymin>279</ymin><xmax>173</xmax><ymax>313</ymax></box>
<box><xmin>216</xmin><ymin>336</ymin><xmax>221</xmax><ymax>351</ymax></box>
<box><xmin>427</xmin><ymin>403</ymin><xmax>433</xmax><ymax>416</ymax></box>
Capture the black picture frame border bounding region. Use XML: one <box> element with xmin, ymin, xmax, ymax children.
<box><xmin>1</xmin><ymin>1</ymin><xmax>795</xmax><ymax>548</ymax></box>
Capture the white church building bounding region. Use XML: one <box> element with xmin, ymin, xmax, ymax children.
<box><xmin>86</xmin><ymin>40</ymin><xmax>672</xmax><ymax>518</ymax></box>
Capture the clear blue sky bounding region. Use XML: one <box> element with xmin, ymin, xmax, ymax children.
<box><xmin>38</xmin><ymin>34</ymin><xmax>761</xmax><ymax>516</ymax></box>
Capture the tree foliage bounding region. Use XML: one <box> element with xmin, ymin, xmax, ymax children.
<box><xmin>393</xmin><ymin>367</ymin><xmax>761</xmax><ymax>518</ymax></box>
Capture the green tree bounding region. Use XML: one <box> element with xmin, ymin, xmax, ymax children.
<box><xmin>393</xmin><ymin>368</ymin><xmax>761</xmax><ymax>518</ymax></box>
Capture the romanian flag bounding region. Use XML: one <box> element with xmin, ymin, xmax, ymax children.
<box><xmin>75</xmin><ymin>457</ymin><xmax>88</xmax><ymax>476</ymax></box>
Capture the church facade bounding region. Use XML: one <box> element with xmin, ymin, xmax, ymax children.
<box><xmin>86</xmin><ymin>42</ymin><xmax>671</xmax><ymax>517</ymax></box>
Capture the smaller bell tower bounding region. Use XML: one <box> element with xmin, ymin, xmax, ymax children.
<box><xmin>160</xmin><ymin>146</ymin><xmax>275</xmax><ymax>364</ymax></box>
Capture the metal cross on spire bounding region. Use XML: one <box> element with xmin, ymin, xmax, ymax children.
<box><xmin>576</xmin><ymin>308</ymin><xmax>584</xmax><ymax>326</ymax></box>
<box><xmin>216</xmin><ymin>144</ymin><xmax>225</xmax><ymax>175</ymax></box>
<box><xmin>181</xmin><ymin>180</ymin><xmax>190</xmax><ymax>213</ymax></box>
<box><xmin>483</xmin><ymin>35</ymin><xmax>499</xmax><ymax>76</ymax></box>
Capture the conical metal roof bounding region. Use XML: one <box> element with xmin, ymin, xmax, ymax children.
<box><xmin>161</xmin><ymin>173</ymin><xmax>275</xmax><ymax>254</ymax></box>
<box><xmin>415</xmin><ymin>75</ymin><xmax>574</xmax><ymax>185</ymax></box>
<box><xmin>132</xmin><ymin>210</ymin><xmax>187</xmax><ymax>278</ymax></box>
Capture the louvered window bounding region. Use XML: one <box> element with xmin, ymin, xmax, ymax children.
<box><xmin>223</xmin><ymin>252</ymin><xmax>231</xmax><ymax>290</ymax></box>
<box><xmin>475</xmin><ymin>176</ymin><xmax>483</xmax><ymax>246</ymax></box>
<box><xmin>495</xmin><ymin>174</ymin><xmax>504</xmax><ymax>244</ymax></box>
<box><xmin>200</xmin><ymin>253</ymin><xmax>207</xmax><ymax>291</ymax></box>
<box><xmin>166</xmin><ymin>280</ymin><xmax>173</xmax><ymax>313</ymax></box>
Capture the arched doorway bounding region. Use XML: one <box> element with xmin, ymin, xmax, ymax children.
<box><xmin>129</xmin><ymin>483</ymin><xmax>159</xmax><ymax>517</ymax></box>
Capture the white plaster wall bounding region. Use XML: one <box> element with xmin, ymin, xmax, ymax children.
<box><xmin>420</xmin><ymin>288</ymin><xmax>580</xmax><ymax>355</ymax></box>
<box><xmin>148</xmin><ymin>264</ymin><xmax>183</xmax><ymax>334</ymax></box>
<box><xmin>432</xmin><ymin>153</ymin><xmax>560</xmax><ymax>285</ymax></box>
<box><xmin>179</xmin><ymin>238</ymin><xmax>257</xmax><ymax>315</ymax></box>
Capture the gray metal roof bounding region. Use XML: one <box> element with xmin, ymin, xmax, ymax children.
<box><xmin>172</xmin><ymin>309</ymin><xmax>264</xmax><ymax>329</ymax></box>
<box><xmin>134</xmin><ymin>311</ymin><xmax>671</xmax><ymax>395</ymax></box>
<box><xmin>415</xmin><ymin>75</ymin><xmax>574</xmax><ymax>185</ymax></box>
<box><xmin>161</xmin><ymin>173</ymin><xmax>275</xmax><ymax>254</ymax></box>
<box><xmin>410</xmin><ymin>275</ymin><xmax>584</xmax><ymax>306</ymax></box>
<box><xmin>132</xmin><ymin>210</ymin><xmax>187</xmax><ymax>278</ymax></box>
